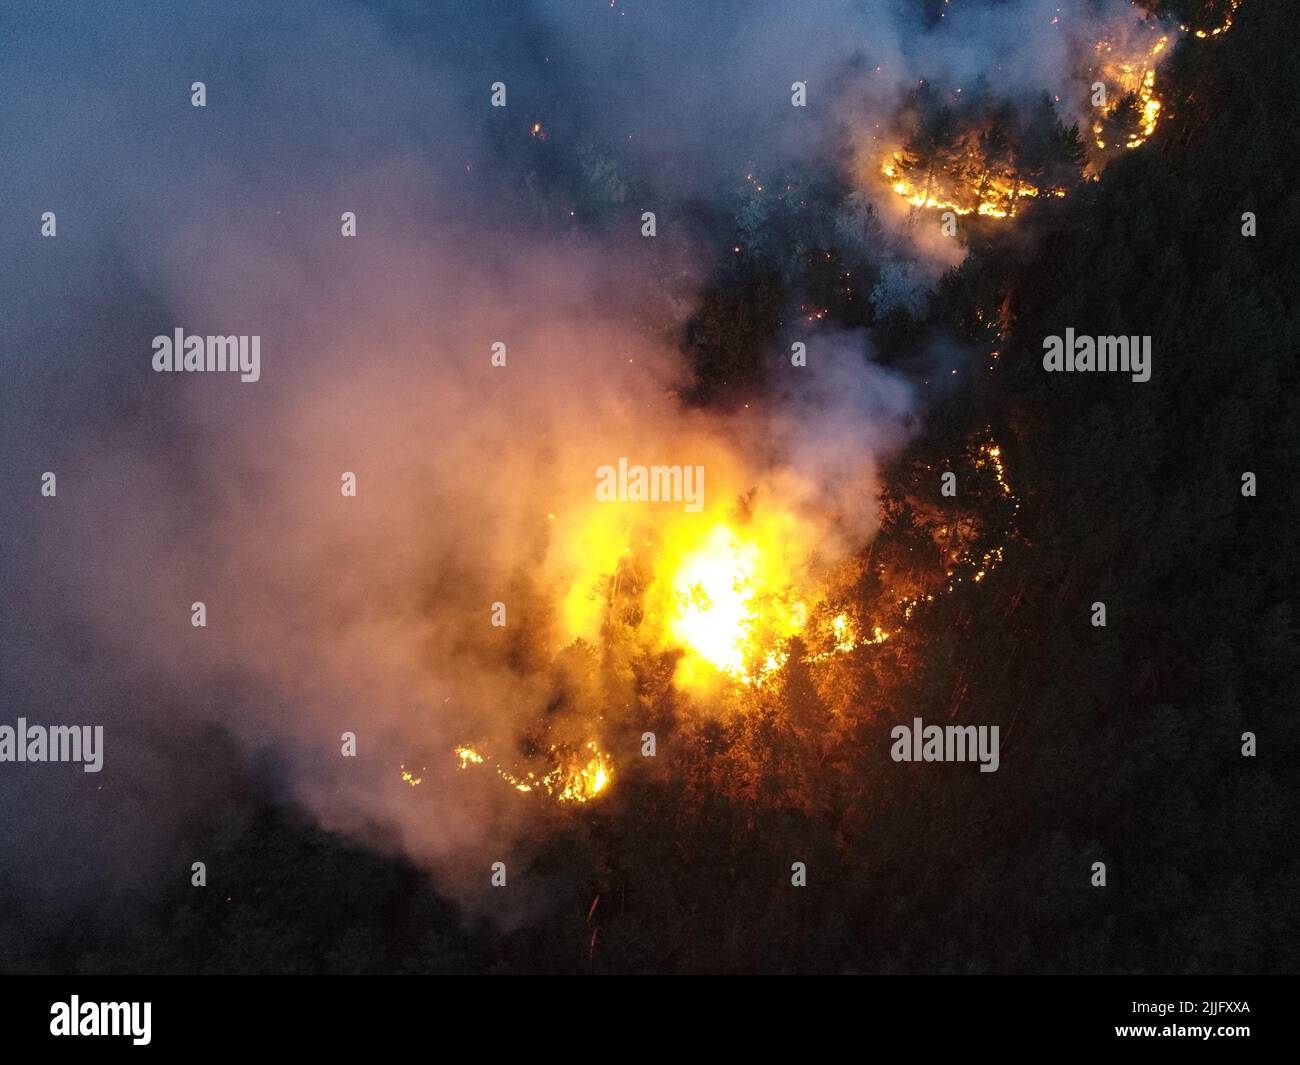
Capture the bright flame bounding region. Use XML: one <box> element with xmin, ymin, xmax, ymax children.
<box><xmin>441</xmin><ymin>431</ymin><xmax>1020</xmax><ymax>805</ymax></box>
<box><xmin>451</xmin><ymin>741</ymin><xmax>612</xmax><ymax>803</ymax></box>
<box><xmin>1093</xmin><ymin>31</ymin><xmax>1169</xmax><ymax>150</ymax></box>
<box><xmin>659</xmin><ymin>521</ymin><xmax>808</xmax><ymax>685</ymax></box>
<box><xmin>831</xmin><ymin>611</ymin><xmax>855</xmax><ymax>652</ymax></box>
<box><xmin>669</xmin><ymin>524</ymin><xmax>760</xmax><ymax>676</ymax></box>
<box><xmin>454</xmin><ymin>746</ymin><xmax>484</xmax><ymax>769</ymax></box>
<box><xmin>881</xmin><ymin>154</ymin><xmax>1055</xmax><ymax>219</ymax></box>
<box><xmin>556</xmin><ymin>480</ymin><xmax>812</xmax><ymax>688</ymax></box>
<box><xmin>495</xmin><ymin>742</ymin><xmax>614</xmax><ymax>803</ymax></box>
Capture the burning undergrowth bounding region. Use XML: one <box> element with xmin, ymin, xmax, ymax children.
<box><xmin>433</xmin><ymin>373</ymin><xmax>919</xmax><ymax>806</ymax></box>
<box><xmin>440</xmin><ymin>409</ymin><xmax>1023</xmax><ymax>811</ymax></box>
<box><xmin>866</xmin><ymin>2</ymin><xmax>1233</xmax><ymax>224</ymax></box>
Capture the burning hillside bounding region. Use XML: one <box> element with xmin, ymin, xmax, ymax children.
<box><xmin>874</xmin><ymin>2</ymin><xmax>1240</xmax><ymax>219</ymax></box>
<box><xmin>1187</xmin><ymin>0</ymin><xmax>1241</xmax><ymax>37</ymax></box>
<box><xmin>442</xmin><ymin>422</ymin><xmax>1020</xmax><ymax>805</ymax></box>
<box><xmin>448</xmin><ymin>493</ymin><xmax>827</xmax><ymax>802</ymax></box>
<box><xmin>1089</xmin><ymin>20</ymin><xmax>1170</xmax><ymax>153</ymax></box>
<box><xmin>882</xmin><ymin>119</ymin><xmax>1072</xmax><ymax>219</ymax></box>
<box><xmin>4</xmin><ymin>0</ymin><xmax>1291</xmax><ymax>988</ymax></box>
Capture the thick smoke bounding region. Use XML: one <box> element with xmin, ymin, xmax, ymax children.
<box><xmin>0</xmin><ymin>0</ymin><xmax>1168</xmax><ymax>920</ymax></box>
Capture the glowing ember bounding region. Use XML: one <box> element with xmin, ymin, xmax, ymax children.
<box><xmin>454</xmin><ymin>746</ymin><xmax>484</xmax><ymax>769</ymax></box>
<box><xmin>896</xmin><ymin>428</ymin><xmax>1020</xmax><ymax>616</ymax></box>
<box><xmin>980</xmin><ymin>443</ymin><xmax>1017</xmax><ymax>505</ymax></box>
<box><xmin>808</xmin><ymin>611</ymin><xmax>890</xmax><ymax>662</ymax></box>
<box><xmin>500</xmin><ymin>742</ymin><xmax>613</xmax><ymax>803</ymax></box>
<box><xmin>1185</xmin><ymin>1</ymin><xmax>1241</xmax><ymax>38</ymax></box>
<box><xmin>454</xmin><ymin>741</ymin><xmax>614</xmax><ymax>803</ymax></box>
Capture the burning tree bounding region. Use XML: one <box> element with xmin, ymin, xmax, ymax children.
<box><xmin>884</xmin><ymin>85</ymin><xmax>1085</xmax><ymax>218</ymax></box>
<box><xmin>1088</xmin><ymin>27</ymin><xmax>1170</xmax><ymax>154</ymax></box>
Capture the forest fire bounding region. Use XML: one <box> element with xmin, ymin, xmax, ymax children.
<box><xmin>434</xmin><ymin>500</ymin><xmax>819</xmax><ymax>803</ymax></box>
<box><xmin>1090</xmin><ymin>29</ymin><xmax>1169</xmax><ymax>151</ymax></box>
<box><xmin>670</xmin><ymin>525</ymin><xmax>764</xmax><ymax>675</ymax></box>
<box><xmin>437</xmin><ymin>424</ymin><xmax>1021</xmax><ymax>806</ymax></box>
<box><xmin>451</xmin><ymin>742</ymin><xmax>614</xmax><ymax>803</ymax></box>
<box><xmin>552</xmin><ymin>490</ymin><xmax>818</xmax><ymax>693</ymax></box>
<box><xmin>877</xmin><ymin>7</ymin><xmax>1180</xmax><ymax>219</ymax></box>
<box><xmin>499</xmin><ymin>742</ymin><xmax>613</xmax><ymax>802</ymax></box>
<box><xmin>1187</xmin><ymin>0</ymin><xmax>1241</xmax><ymax>38</ymax></box>
<box><xmin>663</xmin><ymin>522</ymin><xmax>808</xmax><ymax>684</ymax></box>
<box><xmin>881</xmin><ymin>151</ymin><xmax>1061</xmax><ymax>219</ymax></box>
<box><xmin>5</xmin><ymin>0</ymin><xmax>1291</xmax><ymax>988</ymax></box>
<box><xmin>441</xmin><ymin>500</ymin><xmax>838</xmax><ymax>803</ymax></box>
